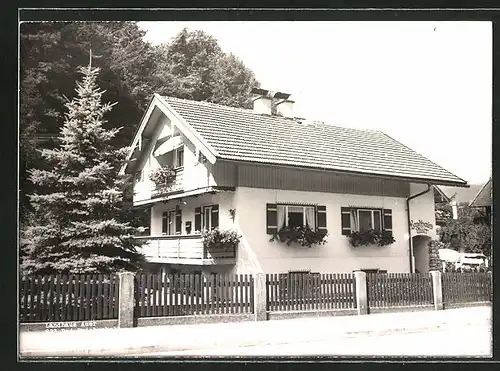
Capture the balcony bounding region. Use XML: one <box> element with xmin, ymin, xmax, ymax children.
<box><xmin>135</xmin><ymin>235</ymin><xmax>237</xmax><ymax>265</ymax></box>
<box><xmin>151</xmin><ymin>168</ymin><xmax>184</xmax><ymax>198</ymax></box>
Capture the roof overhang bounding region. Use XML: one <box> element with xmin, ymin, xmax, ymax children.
<box><xmin>120</xmin><ymin>94</ymin><xmax>219</xmax><ymax>175</ymax></box>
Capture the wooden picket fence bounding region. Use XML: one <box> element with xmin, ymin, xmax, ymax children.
<box><xmin>19</xmin><ymin>275</ymin><xmax>119</xmax><ymax>322</ymax></box>
<box><xmin>366</xmin><ymin>273</ymin><xmax>434</xmax><ymax>307</ymax></box>
<box><xmin>442</xmin><ymin>272</ymin><xmax>492</xmax><ymax>304</ymax></box>
<box><xmin>19</xmin><ymin>271</ymin><xmax>493</xmax><ymax>325</ymax></box>
<box><xmin>266</xmin><ymin>273</ymin><xmax>356</xmax><ymax>311</ymax></box>
<box><xmin>134</xmin><ymin>273</ymin><xmax>254</xmax><ymax>317</ymax></box>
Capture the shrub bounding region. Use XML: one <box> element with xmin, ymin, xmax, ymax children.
<box><xmin>201</xmin><ymin>228</ymin><xmax>241</xmax><ymax>249</ymax></box>
<box><xmin>270</xmin><ymin>226</ymin><xmax>328</xmax><ymax>248</ymax></box>
<box><xmin>348</xmin><ymin>229</ymin><xmax>395</xmax><ymax>247</ymax></box>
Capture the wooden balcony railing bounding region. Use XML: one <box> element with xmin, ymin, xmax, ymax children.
<box><xmin>151</xmin><ymin>168</ymin><xmax>184</xmax><ymax>198</ymax></box>
<box><xmin>135</xmin><ymin>234</ymin><xmax>236</xmax><ymax>265</ymax></box>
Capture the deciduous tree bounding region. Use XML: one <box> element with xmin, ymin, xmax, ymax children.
<box><xmin>438</xmin><ymin>205</ymin><xmax>491</xmax><ymax>257</ymax></box>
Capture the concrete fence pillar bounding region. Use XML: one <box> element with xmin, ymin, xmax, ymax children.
<box><xmin>430</xmin><ymin>270</ymin><xmax>443</xmax><ymax>311</ymax></box>
<box><xmin>253</xmin><ymin>272</ymin><xmax>267</xmax><ymax>321</ymax></box>
<box><xmin>118</xmin><ymin>272</ymin><xmax>135</xmax><ymax>328</ymax></box>
<box><xmin>354</xmin><ymin>271</ymin><xmax>368</xmax><ymax>315</ymax></box>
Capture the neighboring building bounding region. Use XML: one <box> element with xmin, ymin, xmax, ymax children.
<box><xmin>121</xmin><ymin>92</ymin><xmax>468</xmax><ymax>277</ymax></box>
<box><xmin>469</xmin><ymin>178</ymin><xmax>492</xmax><ymax>224</ymax></box>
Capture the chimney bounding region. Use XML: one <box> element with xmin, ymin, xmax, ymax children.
<box><xmin>275</xmin><ymin>99</ymin><xmax>294</xmax><ymax>118</ymax></box>
<box><xmin>253</xmin><ymin>95</ymin><xmax>273</xmax><ymax>115</ymax></box>
<box><xmin>251</xmin><ymin>88</ymin><xmax>293</xmax><ymax>117</ymax></box>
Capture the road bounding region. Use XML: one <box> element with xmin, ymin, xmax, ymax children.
<box><xmin>140</xmin><ymin>324</ymin><xmax>492</xmax><ymax>357</ymax></box>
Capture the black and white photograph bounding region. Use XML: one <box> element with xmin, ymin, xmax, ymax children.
<box><xmin>18</xmin><ymin>13</ymin><xmax>493</xmax><ymax>359</ymax></box>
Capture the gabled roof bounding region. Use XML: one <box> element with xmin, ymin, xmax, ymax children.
<box><xmin>469</xmin><ymin>178</ymin><xmax>492</xmax><ymax>207</ymax></box>
<box><xmin>155</xmin><ymin>96</ymin><xmax>467</xmax><ymax>187</ymax></box>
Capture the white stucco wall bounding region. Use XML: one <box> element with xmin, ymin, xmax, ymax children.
<box><xmin>408</xmin><ymin>183</ymin><xmax>437</xmax><ymax>240</ymax></box>
<box><xmin>181</xmin><ymin>136</ymin><xmax>216</xmax><ymax>191</ymax></box>
<box><xmin>231</xmin><ymin>186</ymin><xmax>432</xmax><ymax>274</ymax></box>
<box><xmin>407</xmin><ymin>183</ymin><xmax>436</xmax><ymax>274</ymax></box>
<box><xmin>133</xmin><ymin>115</ymin><xmax>217</xmax><ymax>203</ymax></box>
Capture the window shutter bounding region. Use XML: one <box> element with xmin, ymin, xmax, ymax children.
<box><xmin>175</xmin><ymin>209</ymin><xmax>182</xmax><ymax>234</ymax></box>
<box><xmin>211</xmin><ymin>204</ymin><xmax>219</xmax><ymax>229</ymax></box>
<box><xmin>266</xmin><ymin>203</ymin><xmax>278</xmax><ymax>235</ymax></box>
<box><xmin>383</xmin><ymin>209</ymin><xmax>393</xmax><ymax>234</ymax></box>
<box><xmin>341</xmin><ymin>207</ymin><xmax>352</xmax><ymax>236</ymax></box>
<box><xmin>316</xmin><ymin>205</ymin><xmax>327</xmax><ymax>232</ymax></box>
<box><xmin>194</xmin><ymin>207</ymin><xmax>201</xmax><ymax>232</ymax></box>
<box><xmin>162</xmin><ymin>211</ymin><xmax>168</xmax><ymax>234</ymax></box>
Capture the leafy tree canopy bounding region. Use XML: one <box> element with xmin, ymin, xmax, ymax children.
<box><xmin>438</xmin><ymin>205</ymin><xmax>491</xmax><ymax>257</ymax></box>
<box><xmin>154</xmin><ymin>27</ymin><xmax>260</xmax><ymax>108</ymax></box>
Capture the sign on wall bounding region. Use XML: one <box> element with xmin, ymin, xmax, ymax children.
<box><xmin>410</xmin><ymin>219</ymin><xmax>433</xmax><ymax>235</ymax></box>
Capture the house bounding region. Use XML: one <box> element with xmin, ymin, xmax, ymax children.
<box><xmin>469</xmin><ymin>178</ymin><xmax>492</xmax><ymax>224</ymax></box>
<box><xmin>121</xmin><ymin>92</ymin><xmax>468</xmax><ymax>277</ymax></box>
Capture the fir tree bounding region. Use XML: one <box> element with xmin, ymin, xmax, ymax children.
<box><xmin>21</xmin><ymin>63</ymin><xmax>144</xmax><ymax>275</ymax></box>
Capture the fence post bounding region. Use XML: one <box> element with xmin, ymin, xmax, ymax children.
<box><xmin>430</xmin><ymin>271</ymin><xmax>443</xmax><ymax>311</ymax></box>
<box><xmin>354</xmin><ymin>271</ymin><xmax>368</xmax><ymax>315</ymax></box>
<box><xmin>118</xmin><ymin>272</ymin><xmax>135</xmax><ymax>328</ymax></box>
<box><xmin>253</xmin><ymin>272</ymin><xmax>267</xmax><ymax>321</ymax></box>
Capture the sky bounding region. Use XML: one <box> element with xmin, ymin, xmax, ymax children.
<box><xmin>138</xmin><ymin>21</ymin><xmax>492</xmax><ymax>185</ymax></box>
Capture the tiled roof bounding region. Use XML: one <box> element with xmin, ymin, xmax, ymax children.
<box><xmin>470</xmin><ymin>179</ymin><xmax>491</xmax><ymax>207</ymax></box>
<box><xmin>161</xmin><ymin>96</ymin><xmax>467</xmax><ymax>186</ymax></box>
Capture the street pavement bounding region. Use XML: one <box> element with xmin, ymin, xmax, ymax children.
<box><xmin>19</xmin><ymin>306</ymin><xmax>492</xmax><ymax>358</ymax></box>
<box><xmin>142</xmin><ymin>324</ymin><xmax>491</xmax><ymax>357</ymax></box>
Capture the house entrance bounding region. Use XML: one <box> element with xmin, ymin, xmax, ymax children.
<box><xmin>412</xmin><ymin>235</ymin><xmax>432</xmax><ymax>274</ymax></box>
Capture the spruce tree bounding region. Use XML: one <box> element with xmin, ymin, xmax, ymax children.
<box><xmin>21</xmin><ymin>63</ymin><xmax>144</xmax><ymax>275</ymax></box>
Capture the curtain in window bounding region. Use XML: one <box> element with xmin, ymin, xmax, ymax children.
<box><xmin>305</xmin><ymin>206</ymin><xmax>315</xmax><ymax>229</ymax></box>
<box><xmin>350</xmin><ymin>210</ymin><xmax>358</xmax><ymax>232</ymax></box>
<box><xmin>277</xmin><ymin>205</ymin><xmax>286</xmax><ymax>231</ymax></box>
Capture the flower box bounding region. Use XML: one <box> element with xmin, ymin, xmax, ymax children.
<box><xmin>270</xmin><ymin>226</ymin><xmax>328</xmax><ymax>248</ymax></box>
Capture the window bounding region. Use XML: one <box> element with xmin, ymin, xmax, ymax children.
<box><xmin>161</xmin><ymin>209</ymin><xmax>182</xmax><ymax>235</ymax></box>
<box><xmin>277</xmin><ymin>205</ymin><xmax>316</xmax><ymax>230</ymax></box>
<box><xmin>358</xmin><ymin>209</ymin><xmax>381</xmax><ymax>232</ymax></box>
<box><xmin>195</xmin><ymin>205</ymin><xmax>219</xmax><ymax>232</ymax></box>
<box><xmin>174</xmin><ymin>146</ymin><xmax>184</xmax><ymax>168</ymax></box>
<box><xmin>341</xmin><ymin>207</ymin><xmax>392</xmax><ymax>236</ymax></box>
<box><xmin>266</xmin><ymin>204</ymin><xmax>327</xmax><ymax>235</ymax></box>
<box><xmin>204</xmin><ymin>206</ymin><xmax>213</xmax><ymax>230</ymax></box>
